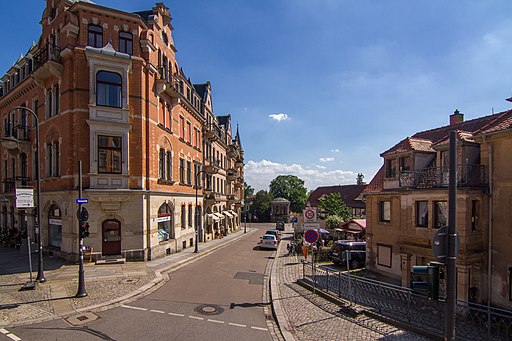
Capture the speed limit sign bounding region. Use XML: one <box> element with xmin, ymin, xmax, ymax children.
<box><xmin>303</xmin><ymin>208</ymin><xmax>317</xmax><ymax>223</ymax></box>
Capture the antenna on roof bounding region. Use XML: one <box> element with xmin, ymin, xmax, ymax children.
<box><xmin>492</xmin><ymin>107</ymin><xmax>494</xmax><ymax>114</ymax></box>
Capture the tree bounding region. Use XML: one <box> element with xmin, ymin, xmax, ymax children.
<box><xmin>325</xmin><ymin>215</ymin><xmax>343</xmax><ymax>229</ymax></box>
<box><xmin>319</xmin><ymin>193</ymin><xmax>352</xmax><ymax>222</ymax></box>
<box><xmin>244</xmin><ymin>182</ymin><xmax>254</xmax><ymax>199</ymax></box>
<box><xmin>251</xmin><ymin>190</ymin><xmax>273</xmax><ymax>222</ymax></box>
<box><xmin>269</xmin><ymin>175</ymin><xmax>308</xmax><ymax>213</ymax></box>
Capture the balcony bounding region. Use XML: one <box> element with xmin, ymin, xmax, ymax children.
<box><xmin>227</xmin><ymin>144</ymin><xmax>239</xmax><ymax>158</ymax></box>
<box><xmin>155</xmin><ymin>66</ymin><xmax>183</xmax><ymax>98</ymax></box>
<box><xmin>399</xmin><ymin>164</ymin><xmax>486</xmax><ymax>189</ymax></box>
<box><xmin>32</xmin><ymin>43</ymin><xmax>62</xmax><ymax>84</ymax></box>
<box><xmin>204</xmin><ymin>124</ymin><xmax>225</xmax><ymax>143</ymax></box>
<box><xmin>227</xmin><ymin>169</ymin><xmax>238</xmax><ymax>181</ymax></box>
<box><xmin>3</xmin><ymin>177</ymin><xmax>30</xmax><ymax>193</ymax></box>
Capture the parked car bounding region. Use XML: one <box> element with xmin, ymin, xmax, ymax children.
<box><xmin>275</xmin><ymin>221</ymin><xmax>285</xmax><ymax>231</ymax></box>
<box><xmin>328</xmin><ymin>241</ymin><xmax>366</xmax><ymax>269</ymax></box>
<box><xmin>259</xmin><ymin>234</ymin><xmax>278</xmax><ymax>250</ymax></box>
<box><xmin>265</xmin><ymin>229</ymin><xmax>281</xmax><ymax>242</ymax></box>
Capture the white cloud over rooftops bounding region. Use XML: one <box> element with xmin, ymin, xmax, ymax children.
<box><xmin>319</xmin><ymin>157</ymin><xmax>335</xmax><ymax>162</ymax></box>
<box><xmin>269</xmin><ymin>113</ymin><xmax>289</xmax><ymax>121</ymax></box>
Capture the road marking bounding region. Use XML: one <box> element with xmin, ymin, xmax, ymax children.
<box><xmin>0</xmin><ymin>329</ymin><xmax>8</xmax><ymax>334</ymax></box>
<box><xmin>208</xmin><ymin>319</ymin><xmax>225</xmax><ymax>324</ymax></box>
<box><xmin>7</xmin><ymin>334</ymin><xmax>21</xmax><ymax>341</ymax></box>
<box><xmin>169</xmin><ymin>312</ymin><xmax>185</xmax><ymax>317</ymax></box>
<box><xmin>189</xmin><ymin>316</ymin><xmax>204</xmax><ymax>321</ymax></box>
<box><xmin>121</xmin><ymin>305</ymin><xmax>147</xmax><ymax>311</ymax></box>
<box><xmin>150</xmin><ymin>309</ymin><xmax>165</xmax><ymax>314</ymax></box>
<box><xmin>229</xmin><ymin>322</ymin><xmax>247</xmax><ymax>328</ymax></box>
<box><xmin>251</xmin><ymin>326</ymin><xmax>268</xmax><ymax>331</ymax></box>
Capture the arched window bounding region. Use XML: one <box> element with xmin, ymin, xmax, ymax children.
<box><xmin>48</xmin><ymin>204</ymin><xmax>62</xmax><ymax>248</ymax></box>
<box><xmin>96</xmin><ymin>71</ymin><xmax>122</xmax><ymax>108</ymax></box>
<box><xmin>158</xmin><ymin>203</ymin><xmax>173</xmax><ymax>241</ymax></box>
<box><xmin>88</xmin><ymin>24</ymin><xmax>103</xmax><ymax>47</ymax></box>
<box><xmin>188</xmin><ymin>205</ymin><xmax>193</xmax><ymax>229</ymax></box>
<box><xmin>119</xmin><ymin>31</ymin><xmax>133</xmax><ymax>55</ymax></box>
<box><xmin>181</xmin><ymin>205</ymin><xmax>186</xmax><ymax>230</ymax></box>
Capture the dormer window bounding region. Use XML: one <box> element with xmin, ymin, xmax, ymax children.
<box><xmin>385</xmin><ymin>158</ymin><xmax>396</xmax><ymax>178</ymax></box>
<box><xmin>88</xmin><ymin>24</ymin><xmax>103</xmax><ymax>48</ymax></box>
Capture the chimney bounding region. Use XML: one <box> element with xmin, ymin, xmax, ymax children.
<box><xmin>450</xmin><ymin>109</ymin><xmax>464</xmax><ymax>126</ymax></box>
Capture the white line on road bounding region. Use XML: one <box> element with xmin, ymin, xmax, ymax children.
<box><xmin>0</xmin><ymin>329</ymin><xmax>8</xmax><ymax>334</ymax></box>
<box><xmin>207</xmin><ymin>319</ymin><xmax>225</xmax><ymax>324</ymax></box>
<box><xmin>150</xmin><ymin>309</ymin><xmax>165</xmax><ymax>314</ymax></box>
<box><xmin>189</xmin><ymin>316</ymin><xmax>204</xmax><ymax>321</ymax></box>
<box><xmin>7</xmin><ymin>333</ymin><xmax>22</xmax><ymax>341</ymax></box>
<box><xmin>251</xmin><ymin>326</ymin><xmax>268</xmax><ymax>331</ymax></box>
<box><xmin>121</xmin><ymin>305</ymin><xmax>147</xmax><ymax>311</ymax></box>
<box><xmin>168</xmin><ymin>312</ymin><xmax>185</xmax><ymax>317</ymax></box>
<box><xmin>229</xmin><ymin>322</ymin><xmax>247</xmax><ymax>328</ymax></box>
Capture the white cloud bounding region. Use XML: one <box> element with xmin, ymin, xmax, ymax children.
<box><xmin>244</xmin><ymin>159</ymin><xmax>357</xmax><ymax>192</ymax></box>
<box><xmin>319</xmin><ymin>157</ymin><xmax>334</xmax><ymax>162</ymax></box>
<box><xmin>331</xmin><ymin>149</ymin><xmax>340</xmax><ymax>153</ymax></box>
<box><xmin>315</xmin><ymin>165</ymin><xmax>327</xmax><ymax>169</ymax></box>
<box><xmin>269</xmin><ymin>113</ymin><xmax>289</xmax><ymax>121</ymax></box>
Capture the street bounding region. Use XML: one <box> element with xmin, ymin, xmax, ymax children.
<box><xmin>2</xmin><ymin>224</ymin><xmax>276</xmax><ymax>341</ymax></box>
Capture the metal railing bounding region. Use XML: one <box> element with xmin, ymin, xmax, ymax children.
<box><xmin>33</xmin><ymin>43</ymin><xmax>61</xmax><ymax>71</ymax></box>
<box><xmin>399</xmin><ymin>164</ymin><xmax>486</xmax><ymax>189</ymax></box>
<box><xmin>301</xmin><ymin>261</ymin><xmax>512</xmax><ymax>340</ymax></box>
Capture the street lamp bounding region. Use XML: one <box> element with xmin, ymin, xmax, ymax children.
<box><xmin>1</xmin><ymin>106</ymin><xmax>45</xmax><ymax>282</ymax></box>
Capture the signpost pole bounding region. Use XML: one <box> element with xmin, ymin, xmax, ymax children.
<box><xmin>76</xmin><ymin>160</ymin><xmax>87</xmax><ymax>298</ymax></box>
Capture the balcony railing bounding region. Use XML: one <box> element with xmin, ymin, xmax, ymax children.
<box><xmin>399</xmin><ymin>164</ymin><xmax>486</xmax><ymax>189</ymax></box>
<box><xmin>157</xmin><ymin>66</ymin><xmax>183</xmax><ymax>95</ymax></box>
<box><xmin>2</xmin><ymin>177</ymin><xmax>30</xmax><ymax>193</ymax></box>
<box><xmin>33</xmin><ymin>43</ymin><xmax>61</xmax><ymax>71</ymax></box>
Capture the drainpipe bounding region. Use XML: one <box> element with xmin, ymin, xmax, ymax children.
<box><xmin>145</xmin><ymin>65</ymin><xmax>151</xmax><ymax>260</ymax></box>
<box><xmin>485</xmin><ymin>137</ymin><xmax>493</xmax><ymax>313</ymax></box>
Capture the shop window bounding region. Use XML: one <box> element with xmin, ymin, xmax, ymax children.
<box><xmin>157</xmin><ymin>203</ymin><xmax>173</xmax><ymax>241</ymax></box>
<box><xmin>48</xmin><ymin>204</ymin><xmax>62</xmax><ymax>248</ymax></box>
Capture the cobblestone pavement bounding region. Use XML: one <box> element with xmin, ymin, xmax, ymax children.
<box><xmin>272</xmin><ymin>230</ymin><xmax>431</xmax><ymax>341</ymax></box>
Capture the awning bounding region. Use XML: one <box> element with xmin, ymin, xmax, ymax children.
<box><xmin>223</xmin><ymin>211</ymin><xmax>234</xmax><ymax>218</ymax></box>
<box><xmin>229</xmin><ymin>210</ymin><xmax>238</xmax><ymax>217</ymax></box>
<box><xmin>207</xmin><ymin>213</ymin><xmax>220</xmax><ymax>222</ymax></box>
<box><xmin>214</xmin><ymin>212</ymin><xmax>225</xmax><ymax>220</ymax></box>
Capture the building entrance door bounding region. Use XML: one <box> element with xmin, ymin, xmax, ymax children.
<box><xmin>102</xmin><ymin>219</ymin><xmax>121</xmax><ymax>256</ymax></box>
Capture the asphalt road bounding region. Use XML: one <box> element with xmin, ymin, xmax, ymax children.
<box><xmin>4</xmin><ymin>223</ymin><xmax>276</xmax><ymax>341</ymax></box>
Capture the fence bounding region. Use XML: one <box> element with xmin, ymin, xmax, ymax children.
<box><xmin>301</xmin><ymin>261</ymin><xmax>512</xmax><ymax>340</ymax></box>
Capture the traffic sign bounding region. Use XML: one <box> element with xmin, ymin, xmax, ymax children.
<box><xmin>304</xmin><ymin>229</ymin><xmax>319</xmax><ymax>244</ymax></box>
<box><xmin>292</xmin><ymin>217</ymin><xmax>298</xmax><ymax>223</ymax></box>
<box><xmin>303</xmin><ymin>208</ymin><xmax>317</xmax><ymax>223</ymax></box>
<box><xmin>76</xmin><ymin>198</ymin><xmax>88</xmax><ymax>204</ymax></box>
<box><xmin>77</xmin><ymin>207</ymin><xmax>89</xmax><ymax>221</ymax></box>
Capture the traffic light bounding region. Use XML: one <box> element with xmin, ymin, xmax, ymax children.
<box><xmin>410</xmin><ymin>264</ymin><xmax>440</xmax><ymax>300</ymax></box>
<box><xmin>79</xmin><ymin>221</ymin><xmax>90</xmax><ymax>239</ymax></box>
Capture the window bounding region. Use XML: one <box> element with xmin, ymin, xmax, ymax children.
<box><xmin>434</xmin><ymin>201</ymin><xmax>447</xmax><ymax>228</ymax></box>
<box><xmin>471</xmin><ymin>200</ymin><xmax>479</xmax><ymax>231</ymax></box>
<box><xmin>48</xmin><ymin>204</ymin><xmax>62</xmax><ymax>248</ymax></box>
<box><xmin>416</xmin><ymin>201</ymin><xmax>428</xmax><ymax>227</ymax></box>
<box><xmin>194</xmin><ymin>127</ymin><xmax>200</xmax><ymax>148</ymax></box>
<box><xmin>179</xmin><ymin>158</ymin><xmax>185</xmax><ymax>183</ymax></box>
<box><xmin>399</xmin><ymin>156</ymin><xmax>410</xmax><ymax>171</ymax></box>
<box><xmin>509</xmin><ymin>268</ymin><xmax>512</xmax><ymax>301</ymax></box>
<box><xmin>377</xmin><ymin>244</ymin><xmax>392</xmax><ymax>267</ymax></box>
<box><xmin>88</xmin><ymin>24</ymin><xmax>103</xmax><ymax>47</ymax></box>
<box><xmin>379</xmin><ymin>201</ymin><xmax>390</xmax><ymax>222</ymax></box>
<box><xmin>385</xmin><ymin>158</ymin><xmax>396</xmax><ymax>178</ymax></box>
<box><xmin>194</xmin><ymin>163</ymin><xmax>201</xmax><ymax>187</ymax></box>
<box><xmin>159</xmin><ymin>149</ymin><xmax>165</xmax><ymax>179</ymax></box>
<box><xmin>186</xmin><ymin>161</ymin><xmax>191</xmax><ymax>185</ymax></box>
<box><xmin>188</xmin><ymin>205</ymin><xmax>193</xmax><ymax>228</ymax></box>
<box><xmin>98</xmin><ymin>135</ymin><xmax>122</xmax><ymax>174</ymax></box>
<box><xmin>46</xmin><ymin>142</ymin><xmax>60</xmax><ymax>177</ymax></box>
<box><xmin>96</xmin><ymin>71</ymin><xmax>122</xmax><ymax>108</ymax></box>
<box><xmin>166</xmin><ymin>151</ymin><xmax>172</xmax><ymax>181</ymax></box>
<box><xmin>157</xmin><ymin>203</ymin><xmax>173</xmax><ymax>241</ymax></box>
<box><xmin>179</xmin><ymin>116</ymin><xmax>185</xmax><ymax>139</ymax></box>
<box><xmin>119</xmin><ymin>31</ymin><xmax>133</xmax><ymax>55</ymax></box>
<box><xmin>54</xmin><ymin>84</ymin><xmax>59</xmax><ymax>116</ymax></box>
<box><xmin>187</xmin><ymin>121</ymin><xmax>192</xmax><ymax>143</ymax></box>
<box><xmin>181</xmin><ymin>205</ymin><xmax>186</xmax><ymax>229</ymax></box>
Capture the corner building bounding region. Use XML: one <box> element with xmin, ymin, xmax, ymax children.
<box><xmin>0</xmin><ymin>0</ymin><xmax>244</xmax><ymax>261</ymax></box>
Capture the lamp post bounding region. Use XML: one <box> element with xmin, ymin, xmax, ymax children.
<box><xmin>194</xmin><ymin>168</ymin><xmax>206</xmax><ymax>253</ymax></box>
<box><xmin>2</xmin><ymin>106</ymin><xmax>45</xmax><ymax>282</ymax></box>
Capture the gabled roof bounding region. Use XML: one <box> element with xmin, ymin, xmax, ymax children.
<box><xmin>341</xmin><ymin>219</ymin><xmax>366</xmax><ymax>230</ymax></box>
<box><xmin>363</xmin><ymin>165</ymin><xmax>385</xmax><ymax>193</ymax></box>
<box><xmin>307</xmin><ymin>184</ymin><xmax>367</xmax><ymax>209</ymax></box>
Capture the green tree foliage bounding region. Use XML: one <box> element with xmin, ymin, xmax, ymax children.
<box><xmin>252</xmin><ymin>190</ymin><xmax>273</xmax><ymax>222</ymax></box>
<box><xmin>244</xmin><ymin>182</ymin><xmax>254</xmax><ymax>200</ymax></box>
<box><xmin>269</xmin><ymin>175</ymin><xmax>308</xmax><ymax>213</ymax></box>
<box><xmin>319</xmin><ymin>193</ymin><xmax>352</xmax><ymax>222</ymax></box>
<box><xmin>325</xmin><ymin>215</ymin><xmax>343</xmax><ymax>229</ymax></box>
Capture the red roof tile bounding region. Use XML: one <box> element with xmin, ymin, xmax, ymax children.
<box><xmin>307</xmin><ymin>184</ymin><xmax>367</xmax><ymax>208</ymax></box>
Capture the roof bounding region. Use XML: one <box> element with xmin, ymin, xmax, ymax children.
<box><xmin>341</xmin><ymin>219</ymin><xmax>366</xmax><ymax>230</ymax></box>
<box><xmin>307</xmin><ymin>185</ymin><xmax>366</xmax><ymax>208</ymax></box>
<box><xmin>272</xmin><ymin>197</ymin><xmax>290</xmax><ymax>203</ymax></box>
<box><xmin>381</xmin><ymin>110</ymin><xmax>512</xmax><ymax>157</ymax></box>
<box><xmin>363</xmin><ymin>165</ymin><xmax>385</xmax><ymax>193</ymax></box>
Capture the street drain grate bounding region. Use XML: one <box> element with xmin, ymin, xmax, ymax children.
<box><xmin>77</xmin><ymin>315</ymin><xmax>89</xmax><ymax>321</ymax></box>
<box><xmin>194</xmin><ymin>304</ymin><xmax>224</xmax><ymax>316</ymax></box>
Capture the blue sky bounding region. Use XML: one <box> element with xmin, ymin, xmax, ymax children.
<box><xmin>3</xmin><ymin>1</ymin><xmax>512</xmax><ymax>191</ymax></box>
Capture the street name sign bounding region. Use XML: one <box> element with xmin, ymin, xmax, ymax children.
<box><xmin>76</xmin><ymin>198</ymin><xmax>88</xmax><ymax>204</ymax></box>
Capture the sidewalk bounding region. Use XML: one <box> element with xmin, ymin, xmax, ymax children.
<box><xmin>269</xmin><ymin>228</ymin><xmax>430</xmax><ymax>341</ymax></box>
<box><xmin>0</xmin><ymin>228</ymin><xmax>256</xmax><ymax>327</ymax></box>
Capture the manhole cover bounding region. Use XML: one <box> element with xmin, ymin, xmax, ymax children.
<box><xmin>194</xmin><ymin>304</ymin><xmax>224</xmax><ymax>316</ymax></box>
